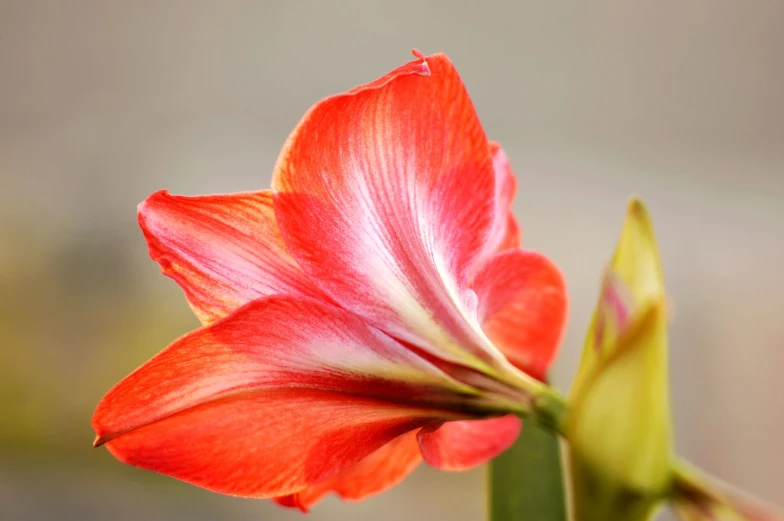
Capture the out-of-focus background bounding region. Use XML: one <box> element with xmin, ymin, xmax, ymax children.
<box><xmin>1</xmin><ymin>1</ymin><xmax>782</xmax><ymax>520</ymax></box>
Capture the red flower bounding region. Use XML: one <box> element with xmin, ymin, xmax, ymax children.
<box><xmin>92</xmin><ymin>50</ymin><xmax>567</xmax><ymax>512</ymax></box>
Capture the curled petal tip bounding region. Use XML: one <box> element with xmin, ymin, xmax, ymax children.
<box><xmin>410</xmin><ymin>49</ymin><xmax>430</xmax><ymax>76</ymax></box>
<box><xmin>274</xmin><ymin>494</ymin><xmax>309</xmax><ymax>513</ymax></box>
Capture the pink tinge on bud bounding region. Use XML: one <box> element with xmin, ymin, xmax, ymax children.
<box><xmin>593</xmin><ymin>270</ymin><xmax>634</xmax><ymax>352</ymax></box>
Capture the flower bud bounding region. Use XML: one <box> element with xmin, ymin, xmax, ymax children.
<box><xmin>565</xmin><ymin>198</ymin><xmax>672</xmax><ymax>521</ymax></box>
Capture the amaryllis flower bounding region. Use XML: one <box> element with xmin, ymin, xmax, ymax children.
<box><xmin>92</xmin><ymin>50</ymin><xmax>567</xmax><ymax>512</ymax></box>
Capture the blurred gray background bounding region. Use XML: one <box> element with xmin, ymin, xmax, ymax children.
<box><xmin>1</xmin><ymin>1</ymin><xmax>782</xmax><ymax>520</ymax></box>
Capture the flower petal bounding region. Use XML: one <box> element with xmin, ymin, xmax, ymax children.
<box><xmin>93</xmin><ymin>296</ymin><xmax>473</xmax><ymax>448</ymax></box>
<box><xmin>472</xmin><ymin>249</ymin><xmax>567</xmax><ymax>380</ymax></box>
<box><xmin>416</xmin><ymin>415</ymin><xmax>522</xmax><ymax>471</ymax></box>
<box><xmin>104</xmin><ymin>388</ymin><xmax>434</xmax><ymax>497</ymax></box>
<box><xmin>272</xmin><ymin>51</ymin><xmax>503</xmax><ymax>369</ymax></box>
<box><xmin>92</xmin><ymin>296</ymin><xmax>476</xmax><ymax>497</ymax></box>
<box><xmin>273</xmin><ymin>430</ymin><xmax>421</xmax><ymax>512</ymax></box>
<box><xmin>138</xmin><ymin>190</ymin><xmax>324</xmax><ymax>325</ymax></box>
<box><xmin>476</xmin><ymin>142</ymin><xmax>521</xmax><ymax>265</ymax></box>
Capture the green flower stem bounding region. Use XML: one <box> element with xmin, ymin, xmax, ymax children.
<box><xmin>487</xmin><ymin>384</ymin><xmax>570</xmax><ymax>521</ymax></box>
<box><xmin>489</xmin><ymin>421</ymin><xmax>567</xmax><ymax>521</ymax></box>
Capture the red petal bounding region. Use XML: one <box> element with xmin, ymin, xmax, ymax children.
<box><xmin>138</xmin><ymin>190</ymin><xmax>324</xmax><ymax>325</ymax></box>
<box><xmin>93</xmin><ymin>296</ymin><xmax>469</xmax><ymax>448</ymax></box>
<box><xmin>473</xmin><ymin>250</ymin><xmax>567</xmax><ymax>380</ymax></box>
<box><xmin>92</xmin><ymin>296</ymin><xmax>474</xmax><ymax>497</ymax></box>
<box><xmin>273</xmin><ymin>430</ymin><xmax>421</xmax><ymax>512</ymax></box>
<box><xmin>272</xmin><ymin>51</ymin><xmax>502</xmax><ymax>368</ymax></box>
<box><xmin>104</xmin><ymin>388</ymin><xmax>434</xmax><ymax>497</ymax></box>
<box><xmin>416</xmin><ymin>415</ymin><xmax>521</xmax><ymax>471</ymax></box>
<box><xmin>476</xmin><ymin>142</ymin><xmax>521</xmax><ymax>265</ymax></box>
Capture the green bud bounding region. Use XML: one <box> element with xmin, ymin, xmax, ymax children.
<box><xmin>565</xmin><ymin>198</ymin><xmax>672</xmax><ymax>521</ymax></box>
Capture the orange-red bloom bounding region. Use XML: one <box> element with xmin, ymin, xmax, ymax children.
<box><xmin>92</xmin><ymin>50</ymin><xmax>567</xmax><ymax>511</ymax></box>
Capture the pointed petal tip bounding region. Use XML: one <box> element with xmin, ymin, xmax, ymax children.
<box><xmin>137</xmin><ymin>189</ymin><xmax>172</xmax><ymax>219</ymax></box>
<box><xmin>93</xmin><ymin>434</ymin><xmax>108</xmax><ymax>448</ymax></box>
